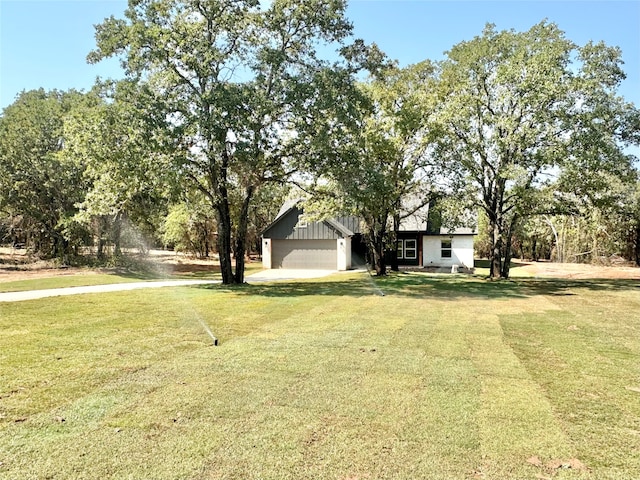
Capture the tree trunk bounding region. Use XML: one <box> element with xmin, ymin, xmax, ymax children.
<box><xmin>233</xmin><ymin>185</ymin><xmax>254</xmax><ymax>284</ymax></box>
<box><xmin>216</xmin><ymin>198</ymin><xmax>235</xmax><ymax>285</ymax></box>
<box><xmin>113</xmin><ymin>213</ymin><xmax>122</xmax><ymax>257</ymax></box>
<box><xmin>531</xmin><ymin>235</ymin><xmax>538</xmax><ymax>262</ymax></box>
<box><xmin>500</xmin><ymin>215</ymin><xmax>518</xmax><ymax>278</ymax></box>
<box><xmin>390</xmin><ymin>214</ymin><xmax>400</xmax><ymax>272</ymax></box>
<box><xmin>544</xmin><ymin>215</ymin><xmax>560</xmax><ymax>262</ymax></box>
<box><xmin>490</xmin><ymin>216</ymin><xmax>503</xmax><ymax>278</ymax></box>
<box><xmin>214</xmin><ymin>144</ymin><xmax>238</xmax><ymax>285</ymax></box>
<box><xmin>367</xmin><ymin>223</ymin><xmax>387</xmax><ymax>276</ymax></box>
<box><xmin>95</xmin><ymin>216</ymin><xmax>105</xmax><ymax>259</ymax></box>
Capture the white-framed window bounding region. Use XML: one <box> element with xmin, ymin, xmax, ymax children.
<box><xmin>441</xmin><ymin>239</ymin><xmax>452</xmax><ymax>258</ymax></box>
<box><xmin>404</xmin><ymin>239</ymin><xmax>417</xmax><ymax>259</ymax></box>
<box><xmin>396</xmin><ymin>239</ymin><xmax>417</xmax><ymax>259</ymax></box>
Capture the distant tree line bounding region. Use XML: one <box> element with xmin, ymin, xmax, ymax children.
<box><xmin>1</xmin><ymin>0</ymin><xmax>638</xmax><ymax>282</ymax></box>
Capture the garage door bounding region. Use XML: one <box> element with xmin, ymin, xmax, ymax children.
<box><xmin>272</xmin><ymin>239</ymin><xmax>337</xmax><ymax>269</ymax></box>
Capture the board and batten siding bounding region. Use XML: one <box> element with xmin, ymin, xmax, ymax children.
<box><xmin>263</xmin><ymin>207</ymin><xmax>350</xmax><ymax>240</ymax></box>
<box><xmin>423</xmin><ymin>235</ymin><xmax>474</xmax><ymax>269</ymax></box>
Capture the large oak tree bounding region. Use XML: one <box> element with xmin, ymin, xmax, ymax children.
<box><xmin>304</xmin><ymin>61</ymin><xmax>439</xmax><ymax>276</ymax></box>
<box><xmin>431</xmin><ymin>22</ymin><xmax>639</xmax><ymax>278</ymax></box>
<box><xmin>89</xmin><ymin>0</ymin><xmax>359</xmax><ymax>284</ymax></box>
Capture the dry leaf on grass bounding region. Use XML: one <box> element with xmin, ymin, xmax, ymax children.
<box><xmin>527</xmin><ymin>455</ymin><xmax>588</xmax><ymax>475</ymax></box>
<box><xmin>469</xmin><ymin>468</ymin><xmax>485</xmax><ymax>479</ymax></box>
<box><xmin>535</xmin><ymin>475</ymin><xmax>552</xmax><ymax>480</ymax></box>
<box><xmin>547</xmin><ymin>458</ymin><xmax>588</xmax><ymax>471</ymax></box>
<box><xmin>527</xmin><ymin>456</ymin><xmax>543</xmax><ymax>467</ymax></box>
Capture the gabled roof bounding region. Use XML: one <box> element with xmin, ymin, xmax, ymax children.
<box><xmin>263</xmin><ymin>198</ymin><xmax>476</xmax><ymax>238</ymax></box>
<box><xmin>399</xmin><ymin>197</ymin><xmax>477</xmax><ymax>235</ymax></box>
<box><xmin>398</xmin><ymin>196</ymin><xmax>430</xmax><ymax>232</ymax></box>
<box><xmin>323</xmin><ymin>217</ymin><xmax>355</xmax><ymax>237</ymax></box>
<box><xmin>274</xmin><ymin>197</ymin><xmax>302</xmax><ymax>222</ymax></box>
<box><xmin>261</xmin><ymin>198</ymin><xmax>356</xmax><ymax>239</ymax></box>
<box><xmin>261</xmin><ymin>198</ymin><xmax>303</xmax><ymax>237</ymax></box>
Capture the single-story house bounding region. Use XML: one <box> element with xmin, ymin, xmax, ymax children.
<box><xmin>261</xmin><ymin>199</ymin><xmax>476</xmax><ymax>272</ymax></box>
<box><xmin>394</xmin><ymin>199</ymin><xmax>476</xmax><ymax>272</ymax></box>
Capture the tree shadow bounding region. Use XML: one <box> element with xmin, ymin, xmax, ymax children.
<box><xmin>195</xmin><ymin>272</ymin><xmax>639</xmax><ymax>300</ymax></box>
<box><xmin>518</xmin><ymin>277</ymin><xmax>640</xmax><ymax>296</ymax></box>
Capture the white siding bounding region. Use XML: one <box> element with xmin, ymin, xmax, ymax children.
<box><xmin>337</xmin><ymin>237</ymin><xmax>351</xmax><ymax>271</ymax></box>
<box><xmin>423</xmin><ymin>236</ymin><xmax>474</xmax><ymax>269</ymax></box>
<box><xmin>261</xmin><ymin>238</ymin><xmax>272</xmax><ymax>269</ymax></box>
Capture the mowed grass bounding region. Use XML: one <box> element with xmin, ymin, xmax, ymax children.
<box><xmin>0</xmin><ymin>262</ymin><xmax>262</xmax><ymax>293</ymax></box>
<box><xmin>1</xmin><ymin>272</ymin><xmax>639</xmax><ymax>479</ymax></box>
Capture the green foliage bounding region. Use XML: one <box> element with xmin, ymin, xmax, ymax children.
<box><xmin>305</xmin><ymin>62</ymin><xmax>439</xmax><ymax>275</ymax></box>
<box><xmin>0</xmin><ymin>89</ymin><xmax>92</xmax><ymax>259</ymax></box>
<box><xmin>89</xmin><ymin>0</ymin><xmax>362</xmax><ymax>284</ymax></box>
<box><xmin>431</xmin><ymin>21</ymin><xmax>638</xmax><ymax>277</ymax></box>
<box><xmin>161</xmin><ymin>198</ymin><xmax>216</xmax><ymax>258</ymax></box>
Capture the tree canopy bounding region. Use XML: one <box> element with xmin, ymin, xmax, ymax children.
<box><xmin>89</xmin><ymin>0</ymin><xmax>365</xmax><ymax>284</ymax></box>
<box><xmin>0</xmin><ymin>89</ymin><xmax>93</xmax><ymax>259</ymax></box>
<box><xmin>430</xmin><ymin>21</ymin><xmax>639</xmax><ymax>277</ymax></box>
<box><xmin>303</xmin><ymin>61</ymin><xmax>439</xmax><ymax>276</ymax></box>
<box><xmin>1</xmin><ymin>12</ymin><xmax>638</xmax><ymax>275</ymax></box>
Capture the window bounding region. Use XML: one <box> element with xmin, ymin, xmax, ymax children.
<box><xmin>396</xmin><ymin>239</ymin><xmax>417</xmax><ymax>260</ymax></box>
<box><xmin>404</xmin><ymin>239</ymin><xmax>417</xmax><ymax>259</ymax></box>
<box><xmin>441</xmin><ymin>239</ymin><xmax>452</xmax><ymax>258</ymax></box>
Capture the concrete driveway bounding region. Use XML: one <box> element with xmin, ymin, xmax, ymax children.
<box><xmin>0</xmin><ymin>279</ymin><xmax>220</xmax><ymax>303</ymax></box>
<box><xmin>0</xmin><ymin>270</ymin><xmax>340</xmax><ymax>303</ymax></box>
<box><xmin>245</xmin><ymin>269</ymin><xmax>337</xmax><ymax>283</ymax></box>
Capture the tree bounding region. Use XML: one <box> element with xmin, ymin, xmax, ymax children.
<box><xmin>543</xmin><ymin>173</ymin><xmax>640</xmax><ymax>265</ymax></box>
<box><xmin>303</xmin><ymin>61</ymin><xmax>438</xmax><ymax>275</ymax></box>
<box><xmin>0</xmin><ymin>89</ymin><xmax>92</xmax><ymax>259</ymax></box>
<box><xmin>89</xmin><ymin>0</ymin><xmax>359</xmax><ymax>284</ymax></box>
<box><xmin>161</xmin><ymin>196</ymin><xmax>217</xmax><ymax>257</ymax></box>
<box><xmin>63</xmin><ymin>81</ymin><xmax>175</xmax><ymax>257</ymax></box>
<box><xmin>431</xmin><ymin>22</ymin><xmax>639</xmax><ymax>278</ymax></box>
<box><xmin>242</xmin><ymin>182</ymin><xmax>290</xmax><ymax>257</ymax></box>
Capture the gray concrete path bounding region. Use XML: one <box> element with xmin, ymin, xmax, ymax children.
<box><xmin>0</xmin><ymin>280</ymin><xmax>220</xmax><ymax>303</ymax></box>
<box><xmin>0</xmin><ymin>270</ymin><xmax>341</xmax><ymax>303</ymax></box>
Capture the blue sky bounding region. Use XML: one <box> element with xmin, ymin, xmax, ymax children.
<box><xmin>1</xmin><ymin>0</ymin><xmax>639</xmax><ymax>111</ymax></box>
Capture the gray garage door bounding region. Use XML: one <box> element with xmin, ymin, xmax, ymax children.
<box><xmin>272</xmin><ymin>239</ymin><xmax>337</xmax><ymax>269</ymax></box>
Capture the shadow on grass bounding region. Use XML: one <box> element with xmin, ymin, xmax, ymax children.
<box><xmin>474</xmin><ymin>259</ymin><xmax>531</xmax><ymax>270</ymax></box>
<box><xmin>195</xmin><ymin>272</ymin><xmax>639</xmax><ymax>300</ymax></box>
<box><xmin>105</xmin><ymin>264</ymin><xmax>221</xmax><ymax>281</ymax></box>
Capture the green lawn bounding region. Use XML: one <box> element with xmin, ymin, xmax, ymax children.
<box><xmin>0</xmin><ymin>262</ymin><xmax>263</xmax><ymax>294</ymax></box>
<box><xmin>1</xmin><ymin>272</ymin><xmax>638</xmax><ymax>479</ymax></box>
